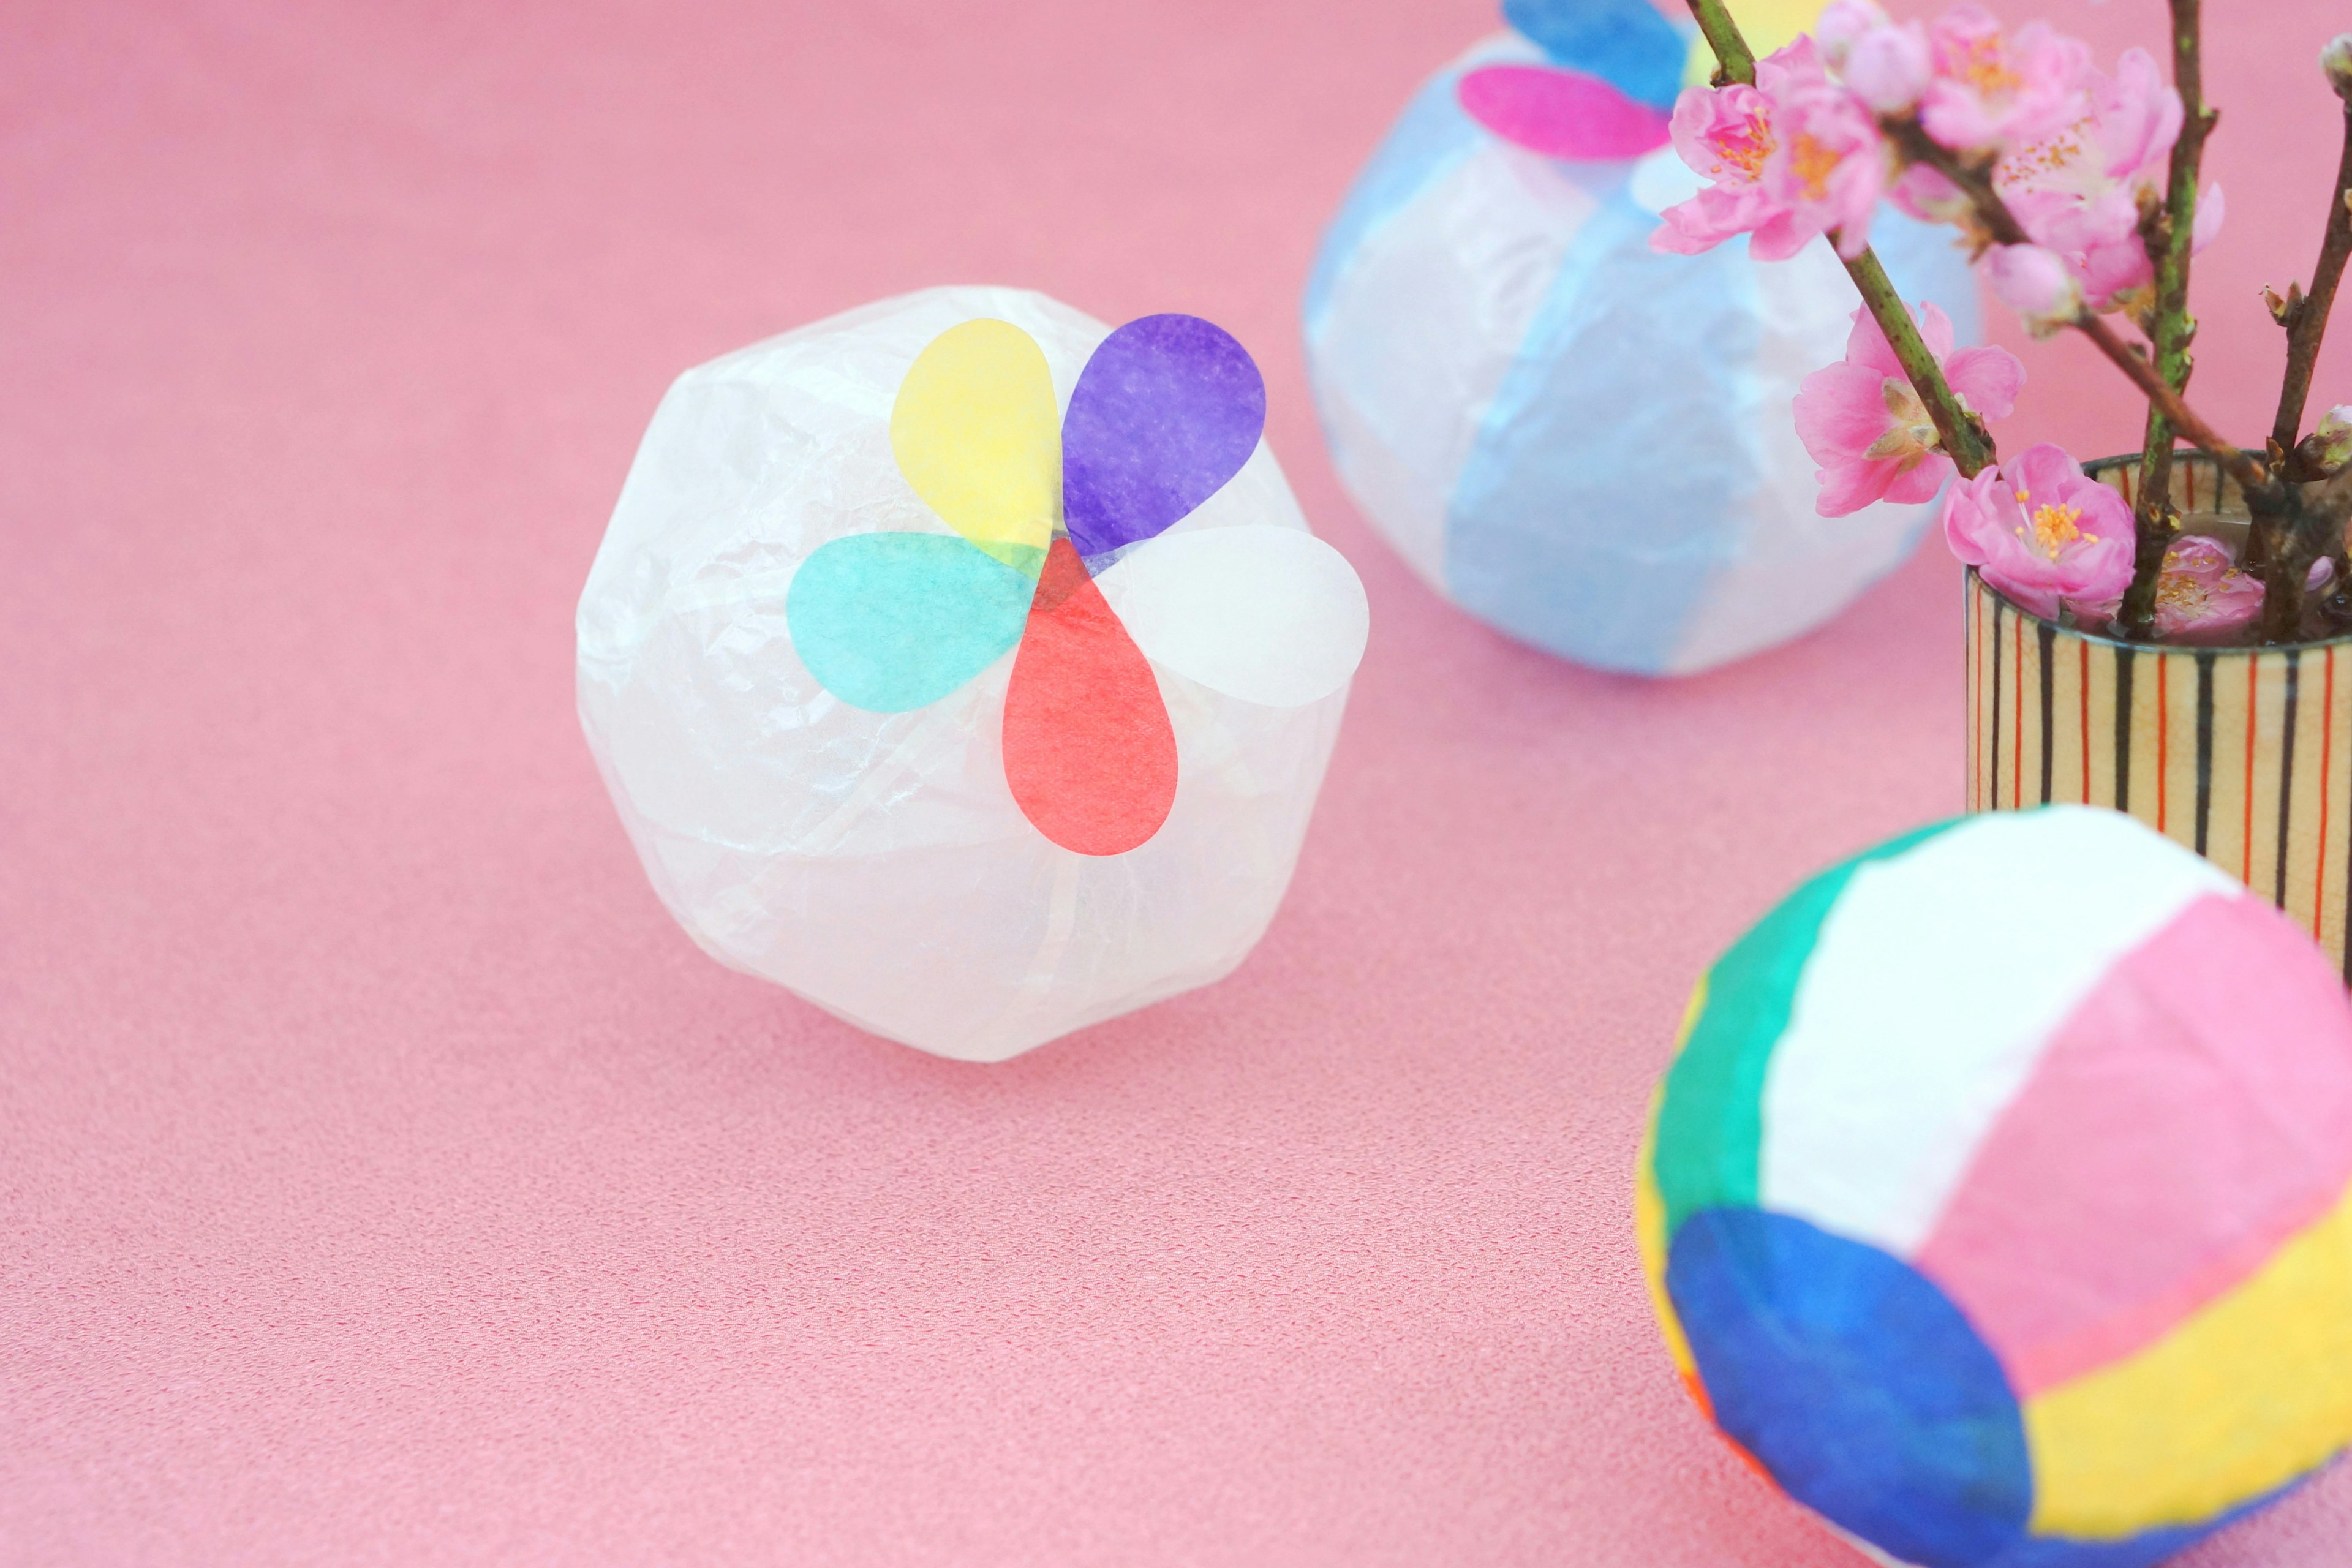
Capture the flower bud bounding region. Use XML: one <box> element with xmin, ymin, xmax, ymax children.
<box><xmin>2324</xmin><ymin>34</ymin><xmax>2352</xmax><ymax>102</ymax></box>
<box><xmin>1816</xmin><ymin>1</ymin><xmax>1891</xmax><ymax>69</ymax></box>
<box><xmin>1982</xmin><ymin>244</ymin><xmax>2084</xmax><ymax>339</ymax></box>
<box><xmin>2295</xmin><ymin>404</ymin><xmax>2352</xmax><ymax>478</ymax></box>
<box><xmin>1845</xmin><ymin>23</ymin><xmax>1933</xmax><ymax>114</ymax></box>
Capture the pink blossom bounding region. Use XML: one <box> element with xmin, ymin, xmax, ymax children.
<box><xmin>1794</xmin><ymin>301</ymin><xmax>2025</xmax><ymax>516</ymax></box>
<box><xmin>2052</xmin><ymin>184</ymin><xmax>2223</xmax><ymax>313</ymax></box>
<box><xmin>1845</xmin><ymin>22</ymin><xmax>1934</xmax><ymax>113</ymax></box>
<box><xmin>2071</xmin><ymin>538</ymin><xmax>2255</xmax><ymax>641</ymax></box>
<box><xmin>1943</xmin><ymin>443</ymin><xmax>2133</xmax><ymax>617</ymax></box>
<box><xmin>1890</xmin><ymin>162</ymin><xmax>1972</xmax><ymax>225</ymax></box>
<box><xmin>1919</xmin><ymin>7</ymin><xmax>2091</xmax><ymax>153</ymax></box>
<box><xmin>2073</xmin><ymin>539</ymin><xmax>2338</xmax><ymax>643</ymax></box>
<box><xmin>1980</xmin><ymin>243</ymin><xmax>2083</xmax><ymax>335</ymax></box>
<box><xmin>1819</xmin><ymin>3</ymin><xmax>1932</xmax><ymax>114</ymax></box>
<box><xmin>1653</xmin><ymin>40</ymin><xmax>1890</xmax><ymax>262</ymax></box>
<box><xmin>1996</xmin><ymin>48</ymin><xmax>2217</xmax><ymax>312</ymax></box>
<box><xmin>1814</xmin><ymin>1</ymin><xmax>1889</xmax><ymax>67</ymax></box>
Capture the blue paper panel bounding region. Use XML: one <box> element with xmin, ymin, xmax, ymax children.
<box><xmin>785</xmin><ymin>532</ymin><xmax>1034</xmax><ymax>712</ymax></box>
<box><xmin>1444</xmin><ymin>190</ymin><xmax>1751</xmax><ymax>674</ymax></box>
<box><xmin>1667</xmin><ymin>1208</ymin><xmax>2033</xmax><ymax>1568</ymax></box>
<box><xmin>1439</xmin><ymin>202</ymin><xmax>1976</xmax><ymax>675</ymax></box>
<box><xmin>1503</xmin><ymin>0</ymin><xmax>1689</xmax><ymax>110</ymax></box>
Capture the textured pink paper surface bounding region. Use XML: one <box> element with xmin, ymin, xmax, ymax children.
<box><xmin>1915</xmin><ymin>892</ymin><xmax>2352</xmax><ymax>1398</ymax></box>
<box><xmin>4</xmin><ymin>2</ymin><xmax>2351</xmax><ymax>1565</ymax></box>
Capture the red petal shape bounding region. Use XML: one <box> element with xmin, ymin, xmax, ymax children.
<box><xmin>1001</xmin><ymin>538</ymin><xmax>1178</xmax><ymax>856</ymax></box>
<box><xmin>1457</xmin><ymin>65</ymin><xmax>1673</xmax><ymax>161</ymax></box>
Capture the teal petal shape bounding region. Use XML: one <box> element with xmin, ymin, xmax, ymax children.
<box><xmin>786</xmin><ymin>532</ymin><xmax>1035</xmax><ymax>712</ymax></box>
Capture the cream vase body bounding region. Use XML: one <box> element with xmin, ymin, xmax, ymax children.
<box><xmin>1966</xmin><ymin>453</ymin><xmax>2352</xmax><ymax>976</ymax></box>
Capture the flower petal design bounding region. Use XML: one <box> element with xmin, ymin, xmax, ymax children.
<box><xmin>1457</xmin><ymin>66</ymin><xmax>1673</xmax><ymax>161</ymax></box>
<box><xmin>1094</xmin><ymin>526</ymin><xmax>1369</xmax><ymax>708</ymax></box>
<box><xmin>889</xmin><ymin>318</ymin><xmax>1060</xmax><ymax>576</ymax></box>
<box><xmin>1002</xmin><ymin>538</ymin><xmax>1178</xmax><ymax>856</ymax></box>
<box><xmin>1504</xmin><ymin>0</ymin><xmax>1688</xmax><ymax>110</ymax></box>
<box><xmin>786</xmin><ymin>532</ymin><xmax>1035</xmax><ymax>712</ymax></box>
<box><xmin>1061</xmin><ymin>315</ymin><xmax>1264</xmax><ymax>562</ymax></box>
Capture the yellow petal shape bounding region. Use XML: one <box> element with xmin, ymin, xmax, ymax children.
<box><xmin>890</xmin><ymin>318</ymin><xmax>1061</xmax><ymax>575</ymax></box>
<box><xmin>2022</xmin><ymin>1179</ymin><xmax>2352</xmax><ymax>1539</ymax></box>
<box><xmin>1683</xmin><ymin>0</ymin><xmax>1830</xmax><ymax>88</ymax></box>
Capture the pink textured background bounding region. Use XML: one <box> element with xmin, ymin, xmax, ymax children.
<box><xmin>7</xmin><ymin>1</ymin><xmax>2351</xmax><ymax>1562</ymax></box>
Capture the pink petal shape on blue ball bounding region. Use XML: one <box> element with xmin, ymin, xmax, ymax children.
<box><xmin>1458</xmin><ymin>64</ymin><xmax>1673</xmax><ymax>162</ymax></box>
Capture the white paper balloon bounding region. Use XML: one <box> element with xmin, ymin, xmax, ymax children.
<box><xmin>579</xmin><ymin>287</ymin><xmax>1366</xmax><ymax>1060</ymax></box>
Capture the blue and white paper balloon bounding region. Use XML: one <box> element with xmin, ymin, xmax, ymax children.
<box><xmin>1303</xmin><ymin>23</ymin><xmax>1982</xmax><ymax>676</ymax></box>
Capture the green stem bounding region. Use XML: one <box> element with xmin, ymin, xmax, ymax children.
<box><xmin>1891</xmin><ymin>126</ymin><xmax>2270</xmax><ymax>500</ymax></box>
<box><xmin>2121</xmin><ymin>0</ymin><xmax>2211</xmax><ymax>639</ymax></box>
<box><xmin>1842</xmin><ymin>247</ymin><xmax>1997</xmax><ymax>477</ymax></box>
<box><xmin>1684</xmin><ymin>0</ymin><xmax>1755</xmax><ymax>86</ymax></box>
<box><xmin>1687</xmin><ymin>0</ymin><xmax>1994</xmax><ymax>476</ymax></box>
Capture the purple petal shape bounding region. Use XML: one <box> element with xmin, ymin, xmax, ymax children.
<box><xmin>1061</xmin><ymin>314</ymin><xmax>1265</xmax><ymax>561</ymax></box>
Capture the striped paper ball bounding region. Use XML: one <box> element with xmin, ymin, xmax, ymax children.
<box><xmin>1638</xmin><ymin>807</ymin><xmax>2352</xmax><ymax>1568</ymax></box>
<box><xmin>1302</xmin><ymin>32</ymin><xmax>1980</xmax><ymax>676</ymax></box>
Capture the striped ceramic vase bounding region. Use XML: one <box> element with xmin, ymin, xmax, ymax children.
<box><xmin>1965</xmin><ymin>453</ymin><xmax>2352</xmax><ymax>978</ymax></box>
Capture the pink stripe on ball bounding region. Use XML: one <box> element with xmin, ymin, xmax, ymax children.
<box><xmin>1912</xmin><ymin>891</ymin><xmax>2352</xmax><ymax>1396</ymax></box>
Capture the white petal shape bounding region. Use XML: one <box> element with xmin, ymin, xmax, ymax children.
<box><xmin>1096</xmin><ymin>524</ymin><xmax>1370</xmax><ymax>708</ymax></box>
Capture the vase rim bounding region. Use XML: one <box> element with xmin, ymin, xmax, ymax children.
<box><xmin>1966</xmin><ymin>567</ymin><xmax>2352</xmax><ymax>655</ymax></box>
<box><xmin>1971</xmin><ymin>448</ymin><xmax>2346</xmax><ymax>653</ymax></box>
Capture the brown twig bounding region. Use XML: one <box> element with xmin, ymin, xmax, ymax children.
<box><xmin>2273</xmin><ymin>107</ymin><xmax>2352</xmax><ymax>475</ymax></box>
<box><xmin>2069</xmin><ymin>312</ymin><xmax>2267</xmax><ymax>494</ymax></box>
<box><xmin>1889</xmin><ymin>123</ymin><xmax>2272</xmax><ymax>502</ymax></box>
<box><xmin>2120</xmin><ymin>0</ymin><xmax>2212</xmax><ymax>639</ymax></box>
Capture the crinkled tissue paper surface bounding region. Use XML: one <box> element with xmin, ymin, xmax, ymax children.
<box><xmin>578</xmin><ymin>285</ymin><xmax>1365</xmax><ymax>1061</ymax></box>
<box><xmin>1303</xmin><ymin>29</ymin><xmax>1981</xmax><ymax>677</ymax></box>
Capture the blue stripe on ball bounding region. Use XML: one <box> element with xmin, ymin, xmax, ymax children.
<box><xmin>1667</xmin><ymin>1208</ymin><xmax>2034</xmax><ymax>1568</ymax></box>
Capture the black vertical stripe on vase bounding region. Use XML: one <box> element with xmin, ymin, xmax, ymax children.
<box><xmin>2194</xmin><ymin>651</ymin><xmax>2216</xmax><ymax>857</ymax></box>
<box><xmin>1989</xmin><ymin>597</ymin><xmax>2003</xmax><ymax>810</ymax></box>
<box><xmin>2278</xmin><ymin>650</ymin><xmax>2300</xmax><ymax>909</ymax></box>
<box><xmin>2037</xmin><ymin>622</ymin><xmax>2056</xmax><ymax>804</ymax></box>
<box><xmin>2113</xmin><ymin>646</ymin><xmax>2133</xmax><ymax>813</ymax></box>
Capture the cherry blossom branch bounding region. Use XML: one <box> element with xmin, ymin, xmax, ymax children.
<box><xmin>1684</xmin><ymin>0</ymin><xmax>1755</xmax><ymax>88</ymax></box>
<box><xmin>2272</xmin><ymin>98</ymin><xmax>2352</xmax><ymax>477</ymax></box>
<box><xmin>1686</xmin><ymin>0</ymin><xmax>1996</xmax><ymax>477</ymax></box>
<box><xmin>1887</xmin><ymin>123</ymin><xmax>2271</xmax><ymax>501</ymax></box>
<box><xmin>2069</xmin><ymin>312</ymin><xmax>2264</xmax><ymax>491</ymax></box>
<box><xmin>2120</xmin><ymin>0</ymin><xmax>2212</xmax><ymax>639</ymax></box>
<box><xmin>1840</xmin><ymin>244</ymin><xmax>1998</xmax><ymax>476</ymax></box>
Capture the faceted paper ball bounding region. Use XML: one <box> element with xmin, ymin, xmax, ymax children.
<box><xmin>1639</xmin><ymin>807</ymin><xmax>2352</xmax><ymax>1568</ymax></box>
<box><xmin>578</xmin><ymin>287</ymin><xmax>1368</xmax><ymax>1061</ymax></box>
<box><xmin>1302</xmin><ymin>31</ymin><xmax>1982</xmax><ymax>676</ymax></box>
